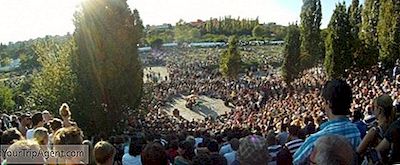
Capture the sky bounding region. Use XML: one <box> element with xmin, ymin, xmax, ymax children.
<box><xmin>0</xmin><ymin>0</ymin><xmax>364</xmax><ymax>44</ymax></box>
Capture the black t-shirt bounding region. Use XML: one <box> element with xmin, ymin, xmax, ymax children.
<box><xmin>384</xmin><ymin>119</ymin><xmax>400</xmax><ymax>163</ymax></box>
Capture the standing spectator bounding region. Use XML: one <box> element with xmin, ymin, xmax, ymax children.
<box><xmin>17</xmin><ymin>113</ymin><xmax>31</xmax><ymax>137</ymax></box>
<box><xmin>293</xmin><ymin>79</ymin><xmax>361</xmax><ymax>164</ymax></box>
<box><xmin>26</xmin><ymin>112</ymin><xmax>45</xmax><ymax>139</ymax></box>
<box><xmin>94</xmin><ymin>141</ymin><xmax>116</xmax><ymax>165</ymax></box>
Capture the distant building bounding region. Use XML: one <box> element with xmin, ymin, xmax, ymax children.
<box><xmin>0</xmin><ymin>58</ymin><xmax>21</xmax><ymax>72</ymax></box>
<box><xmin>148</xmin><ymin>23</ymin><xmax>172</xmax><ymax>30</ymax></box>
<box><xmin>190</xmin><ymin>19</ymin><xmax>205</xmax><ymax>28</ymax></box>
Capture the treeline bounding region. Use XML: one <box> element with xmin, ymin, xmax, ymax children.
<box><xmin>0</xmin><ymin>35</ymin><xmax>71</xmax><ymax>70</ymax></box>
<box><xmin>282</xmin><ymin>0</ymin><xmax>400</xmax><ymax>82</ymax></box>
<box><xmin>200</xmin><ymin>16</ymin><xmax>260</xmax><ymax>36</ymax></box>
<box><xmin>146</xmin><ymin>17</ymin><xmax>287</xmax><ymax>45</ymax></box>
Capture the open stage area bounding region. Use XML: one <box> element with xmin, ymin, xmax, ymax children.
<box><xmin>163</xmin><ymin>95</ymin><xmax>231</xmax><ymax>121</ymax></box>
<box><xmin>143</xmin><ymin>66</ymin><xmax>169</xmax><ymax>83</ymax></box>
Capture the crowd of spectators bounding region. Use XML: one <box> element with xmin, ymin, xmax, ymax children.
<box><xmin>1</xmin><ymin>47</ymin><xmax>400</xmax><ymax>164</ymax></box>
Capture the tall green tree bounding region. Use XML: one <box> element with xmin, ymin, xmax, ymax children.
<box><xmin>282</xmin><ymin>23</ymin><xmax>301</xmax><ymax>84</ymax></box>
<box><xmin>73</xmin><ymin>0</ymin><xmax>143</xmax><ymax>135</ymax></box>
<box><xmin>30</xmin><ymin>39</ymin><xmax>77</xmax><ymax>113</ymax></box>
<box><xmin>174</xmin><ymin>20</ymin><xmax>201</xmax><ymax>43</ymax></box>
<box><xmin>133</xmin><ymin>9</ymin><xmax>144</xmax><ymax>45</ymax></box>
<box><xmin>360</xmin><ymin>0</ymin><xmax>380</xmax><ymax>65</ymax></box>
<box><xmin>324</xmin><ymin>3</ymin><xmax>353</xmax><ymax>79</ymax></box>
<box><xmin>220</xmin><ymin>36</ymin><xmax>242</xmax><ymax>79</ymax></box>
<box><xmin>0</xmin><ymin>84</ymin><xmax>15</xmax><ymax>113</ymax></box>
<box><xmin>300</xmin><ymin>0</ymin><xmax>323</xmax><ymax>70</ymax></box>
<box><xmin>252</xmin><ymin>25</ymin><xmax>265</xmax><ymax>38</ymax></box>
<box><xmin>349</xmin><ymin>0</ymin><xmax>362</xmax><ymax>40</ymax></box>
<box><xmin>349</xmin><ymin>0</ymin><xmax>369</xmax><ymax>68</ymax></box>
<box><xmin>378</xmin><ymin>0</ymin><xmax>400</xmax><ymax>66</ymax></box>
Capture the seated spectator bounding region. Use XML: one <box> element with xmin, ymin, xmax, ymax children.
<box><xmin>208</xmin><ymin>140</ymin><xmax>227</xmax><ymax>165</ymax></box>
<box><xmin>141</xmin><ymin>142</ymin><xmax>169</xmax><ymax>165</ymax></box>
<box><xmin>192</xmin><ymin>153</ymin><xmax>212</xmax><ymax>165</ymax></box>
<box><xmin>376</xmin><ymin>117</ymin><xmax>400</xmax><ymax>164</ymax></box>
<box><xmin>223</xmin><ymin>138</ymin><xmax>239</xmax><ymax>165</ymax></box>
<box><xmin>234</xmin><ymin>135</ymin><xmax>269</xmax><ymax>165</ymax></box>
<box><xmin>219</xmin><ymin>141</ymin><xmax>232</xmax><ymax>156</ymax></box>
<box><xmin>94</xmin><ymin>141</ymin><xmax>116</xmax><ymax>165</ymax></box>
<box><xmin>267</xmin><ymin>131</ymin><xmax>281</xmax><ymax>165</ymax></box>
<box><xmin>175</xmin><ymin>140</ymin><xmax>195</xmax><ymax>165</ymax></box>
<box><xmin>122</xmin><ymin>138</ymin><xmax>145</xmax><ymax>165</ymax></box>
<box><xmin>26</xmin><ymin>112</ymin><xmax>45</xmax><ymax>139</ymax></box>
<box><xmin>166</xmin><ymin>140</ymin><xmax>179</xmax><ymax>163</ymax></box>
<box><xmin>1</xmin><ymin>128</ymin><xmax>24</xmax><ymax>145</ymax></box>
<box><xmin>276</xmin><ymin>123</ymin><xmax>289</xmax><ymax>146</ymax></box>
<box><xmin>293</xmin><ymin>79</ymin><xmax>361</xmax><ymax>164</ymax></box>
<box><xmin>357</xmin><ymin>95</ymin><xmax>395</xmax><ymax>160</ymax></box>
<box><xmin>285</xmin><ymin>125</ymin><xmax>304</xmax><ymax>155</ymax></box>
<box><xmin>309</xmin><ymin>135</ymin><xmax>356</xmax><ymax>165</ymax></box>
<box><xmin>352</xmin><ymin>110</ymin><xmax>367</xmax><ymax>139</ymax></box>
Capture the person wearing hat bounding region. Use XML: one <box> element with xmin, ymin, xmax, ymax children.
<box><xmin>293</xmin><ymin>79</ymin><xmax>361</xmax><ymax>165</ymax></box>
<box><xmin>232</xmin><ymin>135</ymin><xmax>269</xmax><ymax>165</ymax></box>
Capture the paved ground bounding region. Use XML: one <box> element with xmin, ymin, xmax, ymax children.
<box><xmin>143</xmin><ymin>66</ymin><xmax>169</xmax><ymax>83</ymax></box>
<box><xmin>163</xmin><ymin>95</ymin><xmax>231</xmax><ymax>121</ymax></box>
<box><xmin>144</xmin><ymin>66</ymin><xmax>231</xmax><ymax>121</ymax></box>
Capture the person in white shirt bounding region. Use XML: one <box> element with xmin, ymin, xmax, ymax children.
<box><xmin>223</xmin><ymin>138</ymin><xmax>239</xmax><ymax>165</ymax></box>
<box><xmin>26</xmin><ymin>112</ymin><xmax>45</xmax><ymax>139</ymax></box>
<box><xmin>122</xmin><ymin>138</ymin><xmax>144</xmax><ymax>165</ymax></box>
